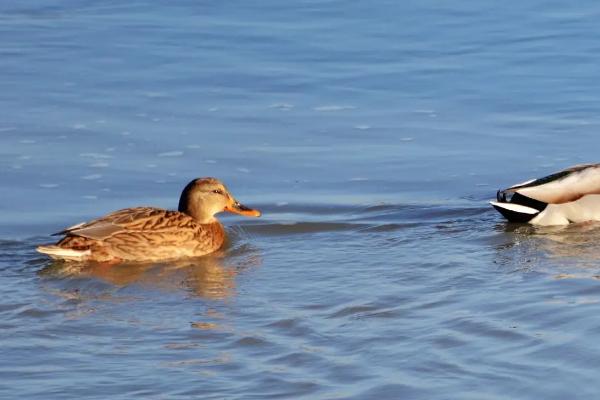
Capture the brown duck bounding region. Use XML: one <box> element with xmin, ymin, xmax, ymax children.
<box><xmin>37</xmin><ymin>177</ymin><xmax>261</xmax><ymax>263</ymax></box>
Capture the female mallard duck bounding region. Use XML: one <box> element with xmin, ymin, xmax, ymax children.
<box><xmin>491</xmin><ymin>163</ymin><xmax>600</xmax><ymax>225</ymax></box>
<box><xmin>37</xmin><ymin>177</ymin><xmax>260</xmax><ymax>262</ymax></box>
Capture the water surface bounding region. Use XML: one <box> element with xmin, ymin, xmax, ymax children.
<box><xmin>2</xmin><ymin>1</ymin><xmax>600</xmax><ymax>399</ymax></box>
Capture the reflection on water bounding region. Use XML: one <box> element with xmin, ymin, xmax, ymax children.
<box><xmin>495</xmin><ymin>221</ymin><xmax>600</xmax><ymax>276</ymax></box>
<box><xmin>38</xmin><ymin>245</ymin><xmax>261</xmax><ymax>300</ymax></box>
<box><xmin>5</xmin><ymin>0</ymin><xmax>600</xmax><ymax>395</ymax></box>
<box><xmin>6</xmin><ymin>203</ymin><xmax>600</xmax><ymax>398</ymax></box>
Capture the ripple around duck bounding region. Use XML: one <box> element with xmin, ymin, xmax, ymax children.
<box><xmin>265</xmin><ymin>318</ymin><xmax>318</xmax><ymax>338</ymax></box>
<box><xmin>351</xmin><ymin>383</ymin><xmax>434</xmax><ymax>400</ymax></box>
<box><xmin>234</xmin><ymin>336</ymin><xmax>269</xmax><ymax>347</ymax></box>
<box><xmin>6</xmin><ymin>199</ymin><xmax>599</xmax><ymax>400</ymax></box>
<box><xmin>4</xmin><ymin>202</ymin><xmax>493</xmax><ymax>248</ymax></box>
<box><xmin>241</xmin><ymin>221</ymin><xmax>363</xmax><ymax>235</ymax></box>
<box><xmin>327</xmin><ymin>304</ymin><xmax>381</xmax><ymax>319</ymax></box>
<box><xmin>241</xmin><ymin>202</ymin><xmax>492</xmax><ymax>236</ymax></box>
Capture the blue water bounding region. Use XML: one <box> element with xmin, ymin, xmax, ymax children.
<box><xmin>3</xmin><ymin>1</ymin><xmax>600</xmax><ymax>398</ymax></box>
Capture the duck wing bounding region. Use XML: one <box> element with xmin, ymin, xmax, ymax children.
<box><xmin>53</xmin><ymin>207</ymin><xmax>196</xmax><ymax>240</ymax></box>
<box><xmin>499</xmin><ymin>163</ymin><xmax>600</xmax><ymax>204</ymax></box>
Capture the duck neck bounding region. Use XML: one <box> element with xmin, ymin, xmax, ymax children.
<box><xmin>178</xmin><ymin>197</ymin><xmax>215</xmax><ymax>225</ymax></box>
<box><xmin>179</xmin><ymin>202</ymin><xmax>216</xmax><ymax>224</ymax></box>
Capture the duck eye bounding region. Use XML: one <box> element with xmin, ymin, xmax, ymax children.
<box><xmin>212</xmin><ymin>189</ymin><xmax>223</xmax><ymax>195</ymax></box>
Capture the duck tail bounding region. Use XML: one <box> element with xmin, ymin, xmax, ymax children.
<box><xmin>490</xmin><ymin>190</ymin><xmax>548</xmax><ymax>223</ymax></box>
<box><xmin>36</xmin><ymin>245</ymin><xmax>91</xmax><ymax>260</ymax></box>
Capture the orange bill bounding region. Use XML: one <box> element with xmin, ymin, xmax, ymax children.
<box><xmin>225</xmin><ymin>201</ymin><xmax>261</xmax><ymax>217</ymax></box>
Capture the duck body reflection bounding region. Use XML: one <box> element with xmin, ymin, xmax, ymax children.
<box><xmin>40</xmin><ymin>242</ymin><xmax>262</xmax><ymax>300</ymax></box>
<box><xmin>495</xmin><ymin>220</ymin><xmax>600</xmax><ymax>276</ymax></box>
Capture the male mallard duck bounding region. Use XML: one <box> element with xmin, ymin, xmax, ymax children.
<box><xmin>37</xmin><ymin>177</ymin><xmax>260</xmax><ymax>262</ymax></box>
<box><xmin>490</xmin><ymin>163</ymin><xmax>600</xmax><ymax>225</ymax></box>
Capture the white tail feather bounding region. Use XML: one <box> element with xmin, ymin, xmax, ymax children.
<box><xmin>37</xmin><ymin>245</ymin><xmax>91</xmax><ymax>260</ymax></box>
<box><xmin>489</xmin><ymin>201</ymin><xmax>538</xmax><ymax>215</ymax></box>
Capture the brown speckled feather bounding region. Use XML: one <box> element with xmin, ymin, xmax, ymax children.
<box><xmin>56</xmin><ymin>207</ymin><xmax>226</xmax><ymax>262</ymax></box>
<box><xmin>37</xmin><ymin>177</ymin><xmax>260</xmax><ymax>263</ymax></box>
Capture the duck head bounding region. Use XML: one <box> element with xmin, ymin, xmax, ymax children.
<box><xmin>178</xmin><ymin>177</ymin><xmax>261</xmax><ymax>223</ymax></box>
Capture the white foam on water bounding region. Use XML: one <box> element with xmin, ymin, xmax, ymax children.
<box><xmin>143</xmin><ymin>91</ymin><xmax>169</xmax><ymax>98</ymax></box>
<box><xmin>158</xmin><ymin>151</ymin><xmax>183</xmax><ymax>157</ymax></box>
<box><xmin>413</xmin><ymin>109</ymin><xmax>437</xmax><ymax>117</ymax></box>
<box><xmin>82</xmin><ymin>174</ymin><xmax>102</xmax><ymax>180</ymax></box>
<box><xmin>354</xmin><ymin>124</ymin><xmax>371</xmax><ymax>130</ymax></box>
<box><xmin>314</xmin><ymin>105</ymin><xmax>356</xmax><ymax>112</ymax></box>
<box><xmin>80</xmin><ymin>153</ymin><xmax>113</xmax><ymax>159</ymax></box>
<box><xmin>237</xmin><ymin>167</ymin><xmax>250</xmax><ymax>173</ymax></box>
<box><xmin>20</xmin><ymin>139</ymin><xmax>36</xmax><ymax>144</ymax></box>
<box><xmin>40</xmin><ymin>183</ymin><xmax>59</xmax><ymax>188</ymax></box>
<box><xmin>269</xmin><ymin>103</ymin><xmax>294</xmax><ymax>111</ymax></box>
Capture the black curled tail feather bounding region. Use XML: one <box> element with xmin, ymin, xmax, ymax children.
<box><xmin>509</xmin><ymin>192</ymin><xmax>548</xmax><ymax>213</ymax></box>
<box><xmin>492</xmin><ymin>189</ymin><xmax>548</xmax><ymax>223</ymax></box>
